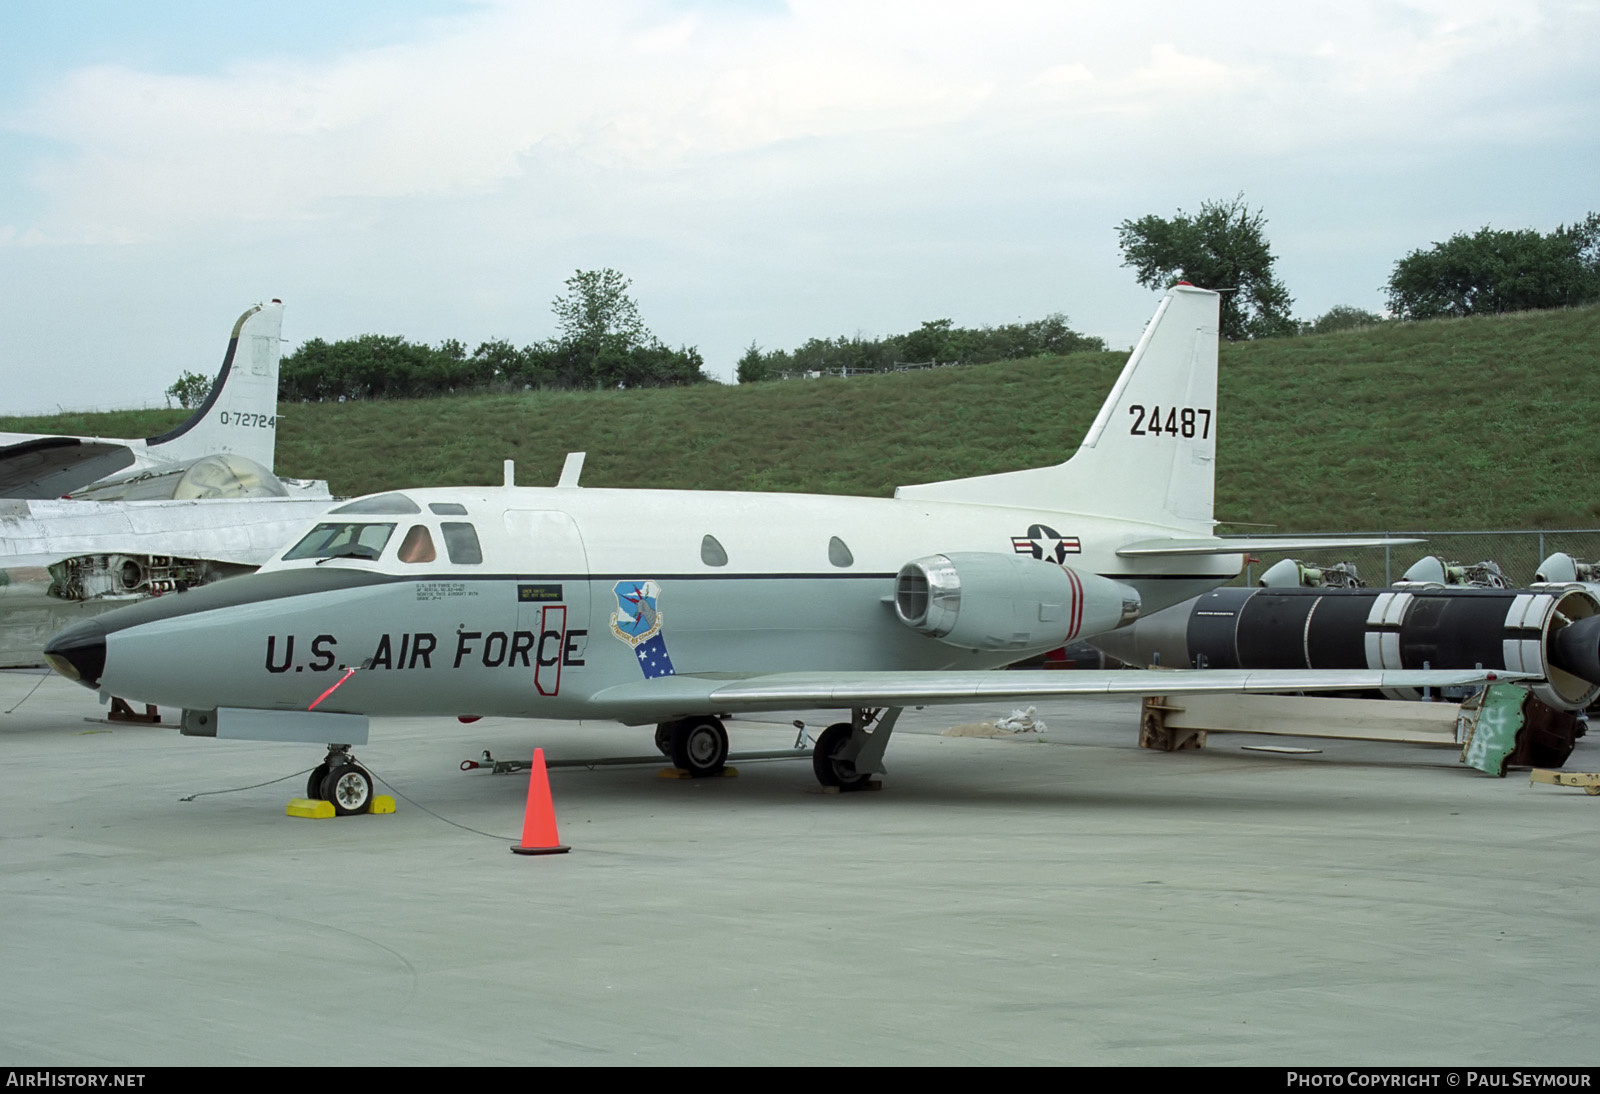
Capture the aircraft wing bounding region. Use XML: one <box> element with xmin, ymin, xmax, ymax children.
<box><xmin>0</xmin><ymin>437</ymin><xmax>137</xmax><ymax>499</ymax></box>
<box><xmin>586</xmin><ymin>667</ymin><xmax>1528</xmax><ymax>721</ymax></box>
<box><xmin>1116</xmin><ymin>536</ymin><xmax>1424</xmax><ymax>557</ymax></box>
<box><xmin>0</xmin><ymin>496</ymin><xmax>338</xmax><ymax>568</ymax></box>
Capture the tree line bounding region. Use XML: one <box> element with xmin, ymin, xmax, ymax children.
<box><xmin>1116</xmin><ymin>196</ymin><xmax>1600</xmax><ymax>340</ymax></box>
<box><xmin>733</xmin><ymin>314</ymin><xmax>1106</xmax><ymax>384</ymax></box>
<box><xmin>1384</xmin><ymin>212</ymin><xmax>1600</xmax><ymax>319</ymax></box>
<box><xmin>268</xmin><ymin>269</ymin><xmax>709</xmax><ymax>403</ymax></box>
<box><xmin>278</xmin><ymin>332</ymin><xmax>707</xmax><ymax>401</ymax></box>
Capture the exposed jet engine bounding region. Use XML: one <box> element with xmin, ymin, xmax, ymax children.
<box><xmin>0</xmin><ymin>552</ymin><xmax>259</xmax><ymax>668</ymax></box>
<box><xmin>1400</xmin><ymin>555</ymin><xmax>1509</xmax><ymax>588</ymax></box>
<box><xmin>1537</xmin><ymin>553</ymin><xmax>1600</xmax><ymax>586</ymax></box>
<box><xmin>1089</xmin><ymin>584</ymin><xmax>1600</xmax><ymax>711</ymax></box>
<box><xmin>1258</xmin><ymin>558</ymin><xmax>1366</xmax><ymax>588</ymax></box>
<box><xmin>894</xmin><ymin>552</ymin><xmax>1140</xmax><ymax>652</ymax></box>
<box><xmin>48</xmin><ymin>553</ymin><xmax>251</xmax><ymax>601</ymax></box>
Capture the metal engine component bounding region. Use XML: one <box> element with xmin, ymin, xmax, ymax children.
<box><xmin>46</xmin><ymin>554</ymin><xmax>250</xmax><ymax>603</ymax></box>
<box><xmin>1258</xmin><ymin>558</ymin><xmax>1365</xmax><ymax>589</ymax></box>
<box><xmin>1536</xmin><ymin>553</ymin><xmax>1600</xmax><ymax>586</ymax></box>
<box><xmin>1400</xmin><ymin>555</ymin><xmax>1509</xmax><ymax>588</ymax></box>
<box><xmin>893</xmin><ymin>551</ymin><xmax>1140</xmax><ymax>652</ymax></box>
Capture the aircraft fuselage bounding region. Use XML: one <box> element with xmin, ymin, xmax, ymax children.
<box><xmin>52</xmin><ymin>484</ymin><xmax>1241</xmax><ymax>721</ymax></box>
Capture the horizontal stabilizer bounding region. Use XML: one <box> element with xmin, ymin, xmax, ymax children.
<box><xmin>1117</xmin><ymin>536</ymin><xmax>1424</xmax><ymax>558</ymax></box>
<box><xmin>0</xmin><ymin>437</ymin><xmax>137</xmax><ymax>499</ymax></box>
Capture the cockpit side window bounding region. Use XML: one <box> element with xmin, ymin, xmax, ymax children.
<box><xmin>398</xmin><ymin>525</ymin><xmax>437</xmax><ymax>564</ymax></box>
<box><xmin>441</xmin><ymin>522</ymin><xmax>483</xmax><ymax>565</ymax></box>
<box><xmin>283</xmin><ymin>522</ymin><xmax>397</xmax><ymax>561</ymax></box>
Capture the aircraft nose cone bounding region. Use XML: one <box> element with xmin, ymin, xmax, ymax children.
<box><xmin>43</xmin><ymin>622</ymin><xmax>107</xmax><ymax>689</ymax></box>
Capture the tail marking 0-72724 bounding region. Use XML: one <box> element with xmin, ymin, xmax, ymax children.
<box><xmin>42</xmin><ymin>285</ymin><xmax>1527</xmax><ymax>809</ymax></box>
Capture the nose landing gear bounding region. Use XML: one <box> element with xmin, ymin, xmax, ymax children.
<box><xmin>304</xmin><ymin>745</ymin><xmax>375</xmax><ymax>816</ymax></box>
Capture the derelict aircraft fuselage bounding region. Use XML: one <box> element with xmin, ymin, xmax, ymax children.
<box><xmin>44</xmin><ymin>287</ymin><xmax>1511</xmax><ymax>807</ymax></box>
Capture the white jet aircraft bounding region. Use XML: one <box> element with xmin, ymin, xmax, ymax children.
<box><xmin>42</xmin><ymin>286</ymin><xmax>1517</xmax><ymax>811</ymax></box>
<box><xmin>2</xmin><ymin>302</ymin><xmax>334</xmax><ymax>665</ymax></box>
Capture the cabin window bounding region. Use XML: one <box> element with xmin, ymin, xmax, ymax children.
<box><xmin>828</xmin><ymin>536</ymin><xmax>855</xmax><ymax>567</ymax></box>
<box><xmin>429</xmin><ymin>502</ymin><xmax>468</xmax><ymax>516</ymax></box>
<box><xmin>398</xmin><ymin>525</ymin><xmax>437</xmax><ymax>564</ymax></box>
<box><xmin>701</xmin><ymin>534</ymin><xmax>728</xmax><ymax>567</ymax></box>
<box><xmin>283</xmin><ymin>522</ymin><xmax>397</xmax><ymax>561</ymax></box>
<box><xmin>441</xmin><ymin>522</ymin><xmax>483</xmax><ymax>565</ymax></box>
<box><xmin>331</xmin><ymin>493</ymin><xmax>421</xmax><ymax>515</ymax></box>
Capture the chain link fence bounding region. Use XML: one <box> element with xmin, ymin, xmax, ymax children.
<box><xmin>1233</xmin><ymin>529</ymin><xmax>1600</xmax><ymax>588</ymax></box>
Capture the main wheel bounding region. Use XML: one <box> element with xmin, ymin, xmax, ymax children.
<box><xmin>306</xmin><ymin>763</ymin><xmax>330</xmax><ymax>800</ymax></box>
<box><xmin>669</xmin><ymin>718</ymin><xmax>728</xmax><ymax>777</ymax></box>
<box><xmin>653</xmin><ymin>723</ymin><xmax>674</xmax><ymax>757</ymax></box>
<box><xmin>321</xmin><ymin>764</ymin><xmax>374</xmax><ymax>816</ymax></box>
<box><xmin>813</xmin><ymin>722</ymin><xmax>871</xmax><ymax>791</ymax></box>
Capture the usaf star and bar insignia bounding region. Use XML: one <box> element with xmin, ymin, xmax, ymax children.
<box><xmin>1011</xmin><ymin>523</ymin><xmax>1080</xmax><ymax>565</ymax></box>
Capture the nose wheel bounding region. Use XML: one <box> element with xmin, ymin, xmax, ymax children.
<box><xmin>305</xmin><ymin>746</ymin><xmax>375</xmax><ymax>815</ymax></box>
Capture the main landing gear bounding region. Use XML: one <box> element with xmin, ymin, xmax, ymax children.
<box><xmin>811</xmin><ymin>707</ymin><xmax>901</xmax><ymax>791</ymax></box>
<box><xmin>651</xmin><ymin>706</ymin><xmax>903</xmax><ymax>788</ymax></box>
<box><xmin>304</xmin><ymin>744</ymin><xmax>375</xmax><ymax>816</ymax></box>
<box><xmin>654</xmin><ymin>716</ymin><xmax>730</xmax><ymax>777</ymax></box>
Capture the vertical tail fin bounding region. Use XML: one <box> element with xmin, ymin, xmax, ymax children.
<box><xmin>143</xmin><ymin>301</ymin><xmax>285</xmax><ymax>472</ymax></box>
<box><xmin>894</xmin><ymin>285</ymin><xmax>1219</xmax><ymax>532</ymax></box>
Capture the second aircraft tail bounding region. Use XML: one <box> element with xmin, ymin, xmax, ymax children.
<box><xmin>143</xmin><ymin>301</ymin><xmax>285</xmax><ymax>473</ymax></box>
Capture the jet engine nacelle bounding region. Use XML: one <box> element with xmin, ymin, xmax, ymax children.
<box><xmin>893</xmin><ymin>552</ymin><xmax>1140</xmax><ymax>652</ymax></box>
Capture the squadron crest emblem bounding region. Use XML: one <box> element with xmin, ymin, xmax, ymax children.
<box><xmin>610</xmin><ymin>580</ymin><xmax>676</xmax><ymax>678</ymax></box>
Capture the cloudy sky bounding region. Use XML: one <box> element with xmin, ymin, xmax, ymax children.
<box><xmin>3</xmin><ymin>0</ymin><xmax>1596</xmax><ymax>413</ymax></box>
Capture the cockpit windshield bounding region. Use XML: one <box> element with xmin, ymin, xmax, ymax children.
<box><xmin>283</xmin><ymin>522</ymin><xmax>397</xmax><ymax>562</ymax></box>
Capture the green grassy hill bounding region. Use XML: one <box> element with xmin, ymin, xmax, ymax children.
<box><xmin>7</xmin><ymin>304</ymin><xmax>1598</xmax><ymax>531</ymax></box>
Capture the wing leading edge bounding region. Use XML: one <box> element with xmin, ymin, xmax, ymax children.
<box><xmin>1117</xmin><ymin>536</ymin><xmax>1423</xmax><ymax>557</ymax></box>
<box><xmin>585</xmin><ymin>668</ymin><xmax>1529</xmax><ymax>722</ymax></box>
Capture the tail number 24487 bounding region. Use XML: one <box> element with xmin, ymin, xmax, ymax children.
<box><xmin>1129</xmin><ymin>404</ymin><xmax>1211</xmax><ymax>439</ymax></box>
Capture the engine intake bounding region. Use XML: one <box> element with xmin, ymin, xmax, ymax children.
<box><xmin>894</xmin><ymin>552</ymin><xmax>1140</xmax><ymax>652</ymax></box>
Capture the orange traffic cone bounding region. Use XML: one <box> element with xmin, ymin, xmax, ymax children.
<box><xmin>511</xmin><ymin>748</ymin><xmax>570</xmax><ymax>855</ymax></box>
